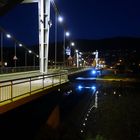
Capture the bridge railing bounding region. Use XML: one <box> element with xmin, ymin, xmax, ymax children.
<box><xmin>0</xmin><ymin>72</ymin><xmax>68</xmax><ymax>104</ymax></box>
<box><xmin>0</xmin><ymin>66</ymin><xmax>39</xmax><ymax>74</ymax></box>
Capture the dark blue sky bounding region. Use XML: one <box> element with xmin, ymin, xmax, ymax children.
<box><xmin>0</xmin><ymin>0</ymin><xmax>140</xmax><ymax>46</ymax></box>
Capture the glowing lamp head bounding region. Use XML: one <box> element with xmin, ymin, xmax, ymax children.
<box><xmin>71</xmin><ymin>42</ymin><xmax>75</xmax><ymax>46</ymax></box>
<box><xmin>6</xmin><ymin>34</ymin><xmax>11</xmax><ymax>38</ymax></box>
<box><xmin>58</xmin><ymin>16</ymin><xmax>63</xmax><ymax>23</ymax></box>
<box><xmin>65</xmin><ymin>32</ymin><xmax>70</xmax><ymax>37</ymax></box>
<box><xmin>28</xmin><ymin>50</ymin><xmax>32</xmax><ymax>54</ymax></box>
<box><xmin>19</xmin><ymin>43</ymin><xmax>23</xmax><ymax>47</ymax></box>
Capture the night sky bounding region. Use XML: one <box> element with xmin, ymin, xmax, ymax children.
<box><xmin>0</xmin><ymin>0</ymin><xmax>140</xmax><ymax>46</ymax></box>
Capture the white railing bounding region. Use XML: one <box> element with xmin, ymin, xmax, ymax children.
<box><xmin>0</xmin><ymin>72</ymin><xmax>68</xmax><ymax>103</ymax></box>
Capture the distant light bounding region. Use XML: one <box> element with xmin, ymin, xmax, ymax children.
<box><xmin>83</xmin><ymin>123</ymin><xmax>86</xmax><ymax>126</ymax></box>
<box><xmin>80</xmin><ymin>130</ymin><xmax>83</xmax><ymax>133</ymax></box>
<box><xmin>28</xmin><ymin>50</ymin><xmax>32</xmax><ymax>53</ymax></box>
<box><xmin>96</xmin><ymin>91</ymin><xmax>99</xmax><ymax>94</ymax></box>
<box><xmin>114</xmin><ymin>91</ymin><xmax>116</xmax><ymax>95</ymax></box>
<box><xmin>65</xmin><ymin>31</ymin><xmax>70</xmax><ymax>37</ymax></box>
<box><xmin>4</xmin><ymin>62</ymin><xmax>7</xmax><ymax>66</ymax></box>
<box><xmin>91</xmin><ymin>86</ymin><xmax>96</xmax><ymax>90</ymax></box>
<box><xmin>71</xmin><ymin>42</ymin><xmax>75</xmax><ymax>46</ymax></box>
<box><xmin>75</xmin><ymin>49</ymin><xmax>78</xmax><ymax>53</ymax></box>
<box><xmin>6</xmin><ymin>34</ymin><xmax>11</xmax><ymax>38</ymax></box>
<box><xmin>58</xmin><ymin>16</ymin><xmax>63</xmax><ymax>23</ymax></box>
<box><xmin>78</xmin><ymin>85</ymin><xmax>83</xmax><ymax>90</ymax></box>
<box><xmin>19</xmin><ymin>43</ymin><xmax>23</xmax><ymax>47</ymax></box>
<box><xmin>92</xmin><ymin>70</ymin><xmax>96</xmax><ymax>75</ymax></box>
<box><xmin>36</xmin><ymin>55</ymin><xmax>39</xmax><ymax>58</ymax></box>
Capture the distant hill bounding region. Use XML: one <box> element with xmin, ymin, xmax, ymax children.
<box><xmin>74</xmin><ymin>37</ymin><xmax>140</xmax><ymax>52</ymax></box>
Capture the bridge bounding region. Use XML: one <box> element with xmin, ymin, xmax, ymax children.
<box><xmin>0</xmin><ymin>0</ymin><xmax>90</xmax><ymax>114</ymax></box>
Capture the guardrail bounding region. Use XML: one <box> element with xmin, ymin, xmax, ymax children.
<box><xmin>0</xmin><ymin>72</ymin><xmax>68</xmax><ymax>104</ymax></box>
<box><xmin>0</xmin><ymin>66</ymin><xmax>39</xmax><ymax>74</ymax></box>
<box><xmin>0</xmin><ymin>66</ymin><xmax>89</xmax><ymax>74</ymax></box>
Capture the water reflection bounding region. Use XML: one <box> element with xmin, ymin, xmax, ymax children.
<box><xmin>62</xmin><ymin>80</ymin><xmax>140</xmax><ymax>140</ymax></box>
<box><xmin>84</xmin><ymin>82</ymin><xmax>140</xmax><ymax>140</ymax></box>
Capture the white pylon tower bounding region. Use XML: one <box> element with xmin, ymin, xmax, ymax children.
<box><xmin>23</xmin><ymin>0</ymin><xmax>51</xmax><ymax>73</ymax></box>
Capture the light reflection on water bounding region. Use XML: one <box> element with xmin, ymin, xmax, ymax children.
<box><xmin>82</xmin><ymin>82</ymin><xmax>140</xmax><ymax>140</ymax></box>
<box><xmin>62</xmin><ymin>79</ymin><xmax>140</xmax><ymax>140</ymax></box>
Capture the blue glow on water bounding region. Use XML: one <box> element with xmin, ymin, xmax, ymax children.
<box><xmin>77</xmin><ymin>85</ymin><xmax>96</xmax><ymax>91</ymax></box>
<box><xmin>92</xmin><ymin>70</ymin><xmax>96</xmax><ymax>75</ymax></box>
<box><xmin>91</xmin><ymin>86</ymin><xmax>96</xmax><ymax>90</ymax></box>
<box><xmin>78</xmin><ymin>85</ymin><xmax>83</xmax><ymax>90</ymax></box>
<box><xmin>76</xmin><ymin>77</ymin><xmax>96</xmax><ymax>80</ymax></box>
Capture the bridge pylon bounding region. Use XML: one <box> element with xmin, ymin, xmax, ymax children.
<box><xmin>23</xmin><ymin>0</ymin><xmax>51</xmax><ymax>74</ymax></box>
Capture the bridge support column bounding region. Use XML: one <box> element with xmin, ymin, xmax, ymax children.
<box><xmin>38</xmin><ymin>0</ymin><xmax>51</xmax><ymax>74</ymax></box>
<box><xmin>23</xmin><ymin>0</ymin><xmax>51</xmax><ymax>74</ymax></box>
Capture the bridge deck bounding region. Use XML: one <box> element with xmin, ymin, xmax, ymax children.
<box><xmin>0</xmin><ymin>67</ymin><xmax>89</xmax><ymax>113</ymax></box>
<box><xmin>0</xmin><ymin>71</ymin><xmax>68</xmax><ymax>111</ymax></box>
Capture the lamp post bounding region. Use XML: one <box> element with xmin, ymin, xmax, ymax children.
<box><xmin>63</xmin><ymin>31</ymin><xmax>70</xmax><ymax>68</ymax></box>
<box><xmin>75</xmin><ymin>49</ymin><xmax>79</xmax><ymax>68</ymax></box>
<box><xmin>58</xmin><ymin>15</ymin><xmax>64</xmax><ymax>68</ymax></box>
<box><xmin>14</xmin><ymin>42</ymin><xmax>17</xmax><ymax>67</ymax></box>
<box><xmin>33</xmin><ymin>55</ymin><xmax>36</xmax><ymax>67</ymax></box>
<box><xmin>0</xmin><ymin>32</ymin><xmax>3</xmax><ymax>67</ymax></box>
<box><xmin>54</xmin><ymin>12</ymin><xmax>58</xmax><ymax>69</ymax></box>
<box><xmin>25</xmin><ymin>51</ymin><xmax>27</xmax><ymax>67</ymax></box>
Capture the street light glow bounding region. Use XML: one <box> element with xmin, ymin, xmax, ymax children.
<box><xmin>71</xmin><ymin>42</ymin><xmax>75</xmax><ymax>46</ymax></box>
<box><xmin>19</xmin><ymin>43</ymin><xmax>23</xmax><ymax>47</ymax></box>
<box><xmin>58</xmin><ymin>16</ymin><xmax>63</xmax><ymax>23</ymax></box>
<box><xmin>75</xmin><ymin>49</ymin><xmax>78</xmax><ymax>53</ymax></box>
<box><xmin>6</xmin><ymin>34</ymin><xmax>11</xmax><ymax>38</ymax></box>
<box><xmin>28</xmin><ymin>50</ymin><xmax>32</xmax><ymax>53</ymax></box>
<box><xmin>65</xmin><ymin>31</ymin><xmax>70</xmax><ymax>37</ymax></box>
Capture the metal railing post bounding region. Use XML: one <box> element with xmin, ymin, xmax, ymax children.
<box><xmin>11</xmin><ymin>81</ymin><xmax>13</xmax><ymax>101</ymax></box>
<box><xmin>60</xmin><ymin>73</ymin><xmax>61</xmax><ymax>84</ymax></box>
<box><xmin>30</xmin><ymin>77</ymin><xmax>31</xmax><ymax>94</ymax></box>
<box><xmin>43</xmin><ymin>74</ymin><xmax>45</xmax><ymax>89</ymax></box>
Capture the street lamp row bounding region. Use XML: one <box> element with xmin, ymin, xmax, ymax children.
<box><xmin>0</xmin><ymin>29</ymin><xmax>39</xmax><ymax>67</ymax></box>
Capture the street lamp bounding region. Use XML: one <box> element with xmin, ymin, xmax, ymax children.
<box><xmin>25</xmin><ymin>51</ymin><xmax>27</xmax><ymax>67</ymax></box>
<box><xmin>19</xmin><ymin>43</ymin><xmax>23</xmax><ymax>47</ymax></box>
<box><xmin>6</xmin><ymin>34</ymin><xmax>11</xmax><ymax>39</ymax></box>
<box><xmin>58</xmin><ymin>16</ymin><xmax>63</xmax><ymax>23</ymax></box>
<box><xmin>0</xmin><ymin>32</ymin><xmax>3</xmax><ymax>67</ymax></box>
<box><xmin>63</xmin><ymin>31</ymin><xmax>70</xmax><ymax>67</ymax></box>
<box><xmin>75</xmin><ymin>49</ymin><xmax>79</xmax><ymax>68</ymax></box>
<box><xmin>65</xmin><ymin>31</ymin><xmax>70</xmax><ymax>37</ymax></box>
<box><xmin>71</xmin><ymin>42</ymin><xmax>75</xmax><ymax>47</ymax></box>
<box><xmin>28</xmin><ymin>50</ymin><xmax>32</xmax><ymax>54</ymax></box>
<box><xmin>13</xmin><ymin>42</ymin><xmax>17</xmax><ymax>67</ymax></box>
